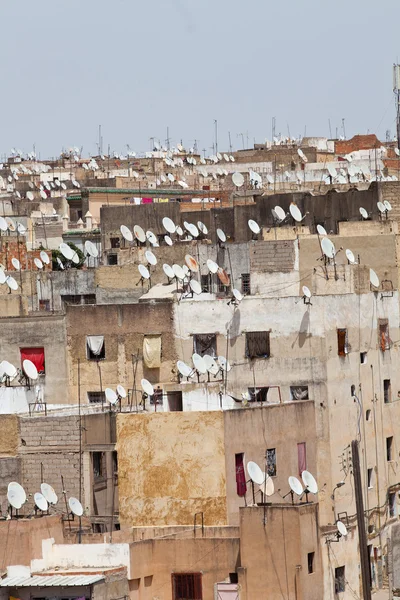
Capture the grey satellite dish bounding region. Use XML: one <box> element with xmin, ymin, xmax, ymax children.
<box><xmin>146</xmin><ymin>230</ymin><xmax>158</xmax><ymax>245</ymax></box>
<box><xmin>217</xmin><ymin>228</ymin><xmax>226</xmax><ymax>242</ymax></box>
<box><xmin>141</xmin><ymin>378</ymin><xmax>154</xmax><ymax>396</ymax></box>
<box><xmin>164</xmin><ymin>235</ymin><xmax>173</xmax><ymax>246</ymax></box>
<box><xmin>259</xmin><ymin>476</ymin><xmax>275</xmax><ymax>497</ymax></box>
<box><xmin>85</xmin><ymin>241</ymin><xmax>98</xmax><ymax>258</ymax></box>
<box><xmin>337</xmin><ymin>520</ymin><xmax>348</xmax><ymax>537</ymax></box>
<box><xmin>316</xmin><ymin>224</ymin><xmax>327</xmax><ymax>236</ymax></box>
<box><xmin>203</xmin><ymin>354</ymin><xmax>219</xmax><ymax>375</ymax></box>
<box><xmin>197</xmin><ymin>221</ymin><xmax>208</xmax><ymax>235</ymax></box>
<box><xmin>23</xmin><ymin>359</ymin><xmax>38</xmax><ymax>380</ymax></box>
<box><xmin>359</xmin><ymin>207</ymin><xmax>368</xmax><ymax>219</ymax></box>
<box><xmin>302</xmin><ymin>285</ymin><xmax>312</xmax><ymax>299</ymax></box>
<box><xmin>120</xmin><ymin>225</ymin><xmax>133</xmax><ymax>242</ymax></box>
<box><xmin>138</xmin><ymin>264</ymin><xmax>150</xmax><ymax>280</ymax></box>
<box><xmin>377</xmin><ymin>201</ymin><xmax>386</xmax><ymax>214</ymax></box>
<box><xmin>206</xmin><ymin>259</ymin><xmax>219</xmax><ymax>274</ymax></box>
<box><xmin>289</xmin><ymin>203</ymin><xmax>303</xmax><ymax>222</ymax></box>
<box><xmin>192</xmin><ymin>353</ymin><xmax>207</xmax><ymax>374</ymax></box>
<box><xmin>59</xmin><ymin>243</ymin><xmax>74</xmax><ymax>260</ymax></box>
<box><xmin>7</xmin><ymin>482</ymin><xmax>26</xmax><ymax>509</ymax></box>
<box><xmin>145</xmin><ymin>250</ymin><xmax>157</xmax><ymax>266</ymax></box>
<box><xmin>248</xmin><ymin>219</ymin><xmax>260</xmax><ymax>235</ymax></box>
<box><xmin>177</xmin><ymin>360</ymin><xmax>193</xmax><ymax>377</ymax></box>
<box><xmin>0</xmin><ymin>216</ymin><xmax>8</xmax><ymax>231</ymax></box>
<box><xmin>11</xmin><ymin>258</ymin><xmax>20</xmax><ymax>271</ymax></box>
<box><xmin>105</xmin><ymin>387</ymin><xmax>118</xmax><ymax>404</ymax></box>
<box><xmin>134</xmin><ymin>225</ymin><xmax>146</xmax><ymax>243</ymax></box>
<box><xmin>232</xmin><ymin>172</ymin><xmax>244</xmax><ymax>187</ymax></box>
<box><xmin>68</xmin><ymin>497</ymin><xmax>83</xmax><ymax>516</ymax></box>
<box><xmin>40</xmin><ymin>251</ymin><xmax>50</xmax><ymax>265</ymax></box>
<box><xmin>321</xmin><ymin>237</ymin><xmax>335</xmax><ymax>259</ymax></box>
<box><xmin>370</xmin><ymin>269</ymin><xmax>379</xmax><ymax>288</ymax></box>
<box><xmin>289</xmin><ymin>476</ymin><xmax>304</xmax><ymax>496</ymax></box>
<box><xmin>218</xmin><ymin>355</ymin><xmax>231</xmax><ymax>372</ymax></box>
<box><xmin>346</xmin><ymin>249</ymin><xmax>356</xmax><ymax>264</ymax></box>
<box><xmin>34</xmin><ymin>258</ymin><xmax>43</xmax><ymax>270</ymax></box>
<box><xmin>302</xmin><ymin>470</ymin><xmax>318</xmax><ymax>494</ymax></box>
<box><xmin>247</xmin><ymin>461</ymin><xmax>265</xmax><ymax>485</ymax></box>
<box><xmin>173</xmin><ymin>264</ymin><xmax>185</xmax><ymax>280</ymax></box>
<box><xmin>6</xmin><ymin>276</ymin><xmax>18</xmax><ymax>291</ymax></box>
<box><xmin>384</xmin><ymin>200</ymin><xmax>392</xmax><ymax>211</ymax></box>
<box><xmin>41</xmin><ymin>483</ymin><xmax>58</xmax><ymax>505</ymax></box>
<box><xmin>163</xmin><ymin>263</ymin><xmax>175</xmax><ymax>279</ymax></box>
<box><xmin>34</xmin><ymin>492</ymin><xmax>48</xmax><ymax>512</ymax></box>
<box><xmin>274</xmin><ymin>206</ymin><xmax>286</xmax><ymax>221</ymax></box>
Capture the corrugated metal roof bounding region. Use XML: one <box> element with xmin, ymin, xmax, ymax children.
<box><xmin>0</xmin><ymin>574</ymin><xmax>104</xmax><ymax>587</ymax></box>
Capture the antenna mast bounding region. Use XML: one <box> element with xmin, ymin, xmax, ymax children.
<box><xmin>393</xmin><ymin>64</ymin><xmax>400</xmax><ymax>151</ymax></box>
<box><xmin>214</xmin><ymin>120</ymin><xmax>218</xmax><ymax>154</ymax></box>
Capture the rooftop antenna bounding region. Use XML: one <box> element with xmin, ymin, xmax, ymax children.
<box><xmin>342</xmin><ymin>118</ymin><xmax>346</xmax><ymax>139</ymax></box>
<box><xmin>214</xmin><ymin>119</ymin><xmax>218</xmax><ymax>155</ymax></box>
<box><xmin>228</xmin><ymin>131</ymin><xmax>233</xmax><ymax>153</ymax></box>
<box><xmin>237</xmin><ymin>133</ymin><xmax>245</xmax><ymax>150</ymax></box>
<box><xmin>272</xmin><ymin>116</ymin><xmax>276</xmax><ymax>141</ymax></box>
<box><xmin>166</xmin><ymin>126</ymin><xmax>170</xmax><ymax>150</ymax></box>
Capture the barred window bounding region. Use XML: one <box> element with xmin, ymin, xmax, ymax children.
<box><xmin>246</xmin><ymin>331</ymin><xmax>270</xmax><ymax>358</ymax></box>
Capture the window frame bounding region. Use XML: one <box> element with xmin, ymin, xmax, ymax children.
<box><xmin>87</xmin><ymin>391</ymin><xmax>105</xmax><ymax>404</ymax></box>
<box><xmin>266</xmin><ymin>448</ymin><xmax>276</xmax><ymax>477</ymax></box>
<box><xmin>389</xmin><ymin>492</ymin><xmax>396</xmax><ymax>518</ymax></box>
<box><xmin>247</xmin><ymin>387</ymin><xmax>269</xmax><ymax>403</ymax></box>
<box><xmin>334</xmin><ymin>566</ymin><xmax>345</xmax><ymax>594</ymax></box>
<box><xmin>307</xmin><ymin>551</ymin><xmax>315</xmax><ymax>574</ymax></box>
<box><xmin>245</xmin><ymin>331</ymin><xmax>270</xmax><ymax>359</ymax></box>
<box><xmin>384</xmin><ymin>379</ymin><xmax>392</xmax><ymax>404</ymax></box>
<box><xmin>241</xmin><ymin>273</ymin><xmax>250</xmax><ymax>295</ymax></box>
<box><xmin>386</xmin><ymin>436</ymin><xmax>394</xmax><ymax>462</ymax></box>
<box><xmin>92</xmin><ymin>451</ymin><xmax>104</xmax><ymax>480</ymax></box>
<box><xmin>337</xmin><ymin>328</ymin><xmax>349</xmax><ymax>357</ymax></box>
<box><xmin>378</xmin><ymin>319</ymin><xmax>390</xmax><ymax>352</ymax></box>
<box><xmin>172</xmin><ymin>573</ymin><xmax>202</xmax><ymax>600</ymax></box>
<box><xmin>86</xmin><ymin>336</ymin><xmax>105</xmax><ymax>361</ymax></box>
<box><xmin>193</xmin><ymin>333</ymin><xmax>217</xmax><ymax>358</ymax></box>
<box><xmin>367</xmin><ymin>467</ymin><xmax>373</xmax><ymax>488</ymax></box>
<box><xmin>290</xmin><ymin>386</ymin><xmax>309</xmax><ymax>401</ymax></box>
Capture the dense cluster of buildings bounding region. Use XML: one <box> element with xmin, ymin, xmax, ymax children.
<box><xmin>0</xmin><ymin>134</ymin><xmax>400</xmax><ymax>599</ymax></box>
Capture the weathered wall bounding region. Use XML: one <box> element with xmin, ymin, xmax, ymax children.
<box><xmin>0</xmin><ymin>415</ymin><xmax>19</xmax><ymax>455</ymax></box>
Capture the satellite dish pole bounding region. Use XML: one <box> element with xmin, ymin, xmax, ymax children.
<box><xmin>393</xmin><ymin>64</ymin><xmax>400</xmax><ymax>152</ymax></box>
<box><xmin>214</xmin><ymin>120</ymin><xmax>218</xmax><ymax>155</ymax></box>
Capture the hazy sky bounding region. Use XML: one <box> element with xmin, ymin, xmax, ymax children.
<box><xmin>2</xmin><ymin>0</ymin><xmax>400</xmax><ymax>158</ymax></box>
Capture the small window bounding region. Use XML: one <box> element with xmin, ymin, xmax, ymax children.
<box><xmin>308</xmin><ymin>552</ymin><xmax>315</xmax><ymax>574</ymax></box>
<box><xmin>229</xmin><ymin>573</ymin><xmax>238</xmax><ymax>584</ymax></box>
<box><xmin>82</xmin><ymin>294</ymin><xmax>96</xmax><ymax>305</ymax></box>
<box><xmin>334</xmin><ymin>566</ymin><xmax>345</xmax><ymax>593</ymax></box>
<box><xmin>384</xmin><ymin>379</ymin><xmax>391</xmax><ymax>404</ymax></box>
<box><xmin>110</xmin><ymin>237</ymin><xmax>120</xmax><ymax>249</ymax></box>
<box><xmin>241</xmin><ymin>273</ymin><xmax>250</xmax><ymax>294</ymax></box>
<box><xmin>201</xmin><ymin>274</ymin><xmax>212</xmax><ymax>293</ymax></box>
<box><xmin>92</xmin><ymin>452</ymin><xmax>104</xmax><ymax>479</ymax></box>
<box><xmin>367</xmin><ymin>468</ymin><xmax>373</xmax><ymax>488</ymax></box>
<box><xmin>360</xmin><ymin>352</ymin><xmax>367</xmax><ymax>364</ymax></box>
<box><xmin>87</xmin><ymin>391</ymin><xmax>105</xmax><ymax>404</ymax></box>
<box><xmin>112</xmin><ymin>451</ymin><xmax>118</xmax><ymax>475</ymax></box>
<box><xmin>266</xmin><ymin>448</ymin><xmax>276</xmax><ymax>477</ymax></box>
<box><xmin>172</xmin><ymin>573</ymin><xmax>202</xmax><ymax>600</ymax></box>
<box><xmin>245</xmin><ymin>331</ymin><xmax>270</xmax><ymax>359</ymax></box>
<box><xmin>389</xmin><ymin>492</ymin><xmax>396</xmax><ymax>518</ymax></box>
<box><xmin>351</xmin><ymin>385</ymin><xmax>356</xmax><ymax>397</ymax></box>
<box><xmin>86</xmin><ymin>336</ymin><xmax>105</xmax><ymax>360</ymax></box>
<box><xmin>247</xmin><ymin>387</ymin><xmax>268</xmax><ymax>402</ymax></box>
<box><xmin>167</xmin><ymin>392</ymin><xmax>183</xmax><ymax>412</ymax></box>
<box><xmin>108</xmin><ymin>253</ymin><xmax>118</xmax><ymax>265</ymax></box>
<box><xmin>337</xmin><ymin>329</ymin><xmax>349</xmax><ymax>356</ymax></box>
<box><xmin>298</xmin><ymin>442</ymin><xmax>307</xmax><ymax>475</ymax></box>
<box><xmin>193</xmin><ymin>334</ymin><xmax>216</xmax><ymax>357</ymax></box>
<box><xmin>366</xmin><ymin>409</ymin><xmax>372</xmax><ymax>422</ymax></box>
<box><xmin>387</xmin><ymin>436</ymin><xmax>393</xmax><ymax>461</ymax></box>
<box><xmin>39</xmin><ymin>299</ymin><xmax>50</xmax><ymax>312</ymax></box>
<box><xmin>235</xmin><ymin>453</ymin><xmax>247</xmax><ymax>497</ymax></box>
<box><xmin>378</xmin><ymin>319</ymin><xmax>390</xmax><ymax>352</ymax></box>
<box><xmin>290</xmin><ymin>386</ymin><xmax>309</xmax><ymax>401</ymax></box>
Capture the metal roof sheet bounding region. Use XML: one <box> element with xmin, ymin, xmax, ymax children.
<box><xmin>0</xmin><ymin>574</ymin><xmax>104</xmax><ymax>587</ymax></box>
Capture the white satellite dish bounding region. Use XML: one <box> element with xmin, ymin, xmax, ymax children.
<box><xmin>384</xmin><ymin>200</ymin><xmax>392</xmax><ymax>211</ymax></box>
<box><xmin>120</xmin><ymin>225</ymin><xmax>133</xmax><ymax>242</ymax></box>
<box><xmin>377</xmin><ymin>201</ymin><xmax>386</xmax><ymax>214</ymax></box>
<box><xmin>23</xmin><ymin>359</ymin><xmax>38</xmax><ymax>380</ymax></box>
<box><xmin>370</xmin><ymin>269</ymin><xmax>379</xmax><ymax>288</ymax></box>
<box><xmin>216</xmin><ymin>152</ymin><xmax>222</xmax><ymax>160</ymax></box>
<box><xmin>321</xmin><ymin>237</ymin><xmax>336</xmax><ymax>259</ymax></box>
<box><xmin>0</xmin><ymin>216</ymin><xmax>8</xmax><ymax>231</ymax></box>
<box><xmin>233</xmin><ymin>289</ymin><xmax>243</xmax><ymax>302</ymax></box>
<box><xmin>40</xmin><ymin>190</ymin><xmax>47</xmax><ymax>200</ymax></box>
<box><xmin>218</xmin><ymin>355</ymin><xmax>231</xmax><ymax>372</ymax></box>
<box><xmin>327</xmin><ymin>164</ymin><xmax>337</xmax><ymax>178</ymax></box>
<box><xmin>40</xmin><ymin>251</ymin><xmax>50</xmax><ymax>265</ymax></box>
<box><xmin>247</xmin><ymin>461</ymin><xmax>265</xmax><ymax>485</ymax></box>
<box><xmin>117</xmin><ymin>384</ymin><xmax>127</xmax><ymax>398</ymax></box>
<box><xmin>177</xmin><ymin>360</ymin><xmax>193</xmax><ymax>377</ymax></box>
<box><xmin>273</xmin><ymin>206</ymin><xmax>286</xmax><ymax>222</ymax></box>
<box><xmin>197</xmin><ymin>221</ymin><xmax>208</xmax><ymax>235</ymax></box>
<box><xmin>59</xmin><ymin>243</ymin><xmax>74</xmax><ymax>260</ymax></box>
<box><xmin>11</xmin><ymin>258</ymin><xmax>20</xmax><ymax>270</ymax></box>
<box><xmin>6</xmin><ymin>276</ymin><xmax>18</xmax><ymax>291</ymax></box>
<box><xmin>145</xmin><ymin>250</ymin><xmax>157</xmax><ymax>266</ymax></box>
<box><xmin>6</xmin><ymin>218</ymin><xmax>16</xmax><ymax>231</ymax></box>
<box><xmin>7</xmin><ymin>482</ymin><xmax>26</xmax><ymax>510</ymax></box>
<box><xmin>289</xmin><ymin>476</ymin><xmax>304</xmax><ymax>496</ymax></box>
<box><xmin>248</xmin><ymin>219</ymin><xmax>260</xmax><ymax>234</ymax></box>
<box><xmin>302</xmin><ymin>285</ymin><xmax>312</xmax><ymax>299</ymax></box>
<box><xmin>85</xmin><ymin>241</ymin><xmax>98</xmax><ymax>258</ymax></box>
<box><xmin>34</xmin><ymin>258</ymin><xmax>43</xmax><ymax>270</ymax></box>
<box><xmin>359</xmin><ymin>207</ymin><xmax>368</xmax><ymax>219</ymax></box>
<box><xmin>232</xmin><ymin>172</ymin><xmax>244</xmax><ymax>187</ymax></box>
<box><xmin>175</xmin><ymin>225</ymin><xmax>183</xmax><ymax>236</ymax></box>
<box><xmin>203</xmin><ymin>354</ymin><xmax>219</xmax><ymax>375</ymax></box>
<box><xmin>141</xmin><ymin>378</ymin><xmax>154</xmax><ymax>396</ymax></box>
<box><xmin>34</xmin><ymin>492</ymin><xmax>48</xmax><ymax>512</ymax></box>
<box><xmin>57</xmin><ymin>257</ymin><xmax>64</xmax><ymax>270</ymax></box>
<box><xmin>146</xmin><ymin>230</ymin><xmax>158</xmax><ymax>245</ymax></box>
<box><xmin>134</xmin><ymin>225</ymin><xmax>146</xmax><ymax>243</ymax></box>
<box><xmin>337</xmin><ymin>520</ymin><xmax>348</xmax><ymax>537</ymax></box>
<box><xmin>0</xmin><ymin>269</ymin><xmax>6</xmax><ymax>284</ymax></box>
<box><xmin>105</xmin><ymin>387</ymin><xmax>118</xmax><ymax>404</ymax></box>
<box><xmin>3</xmin><ymin>361</ymin><xmax>17</xmax><ymax>378</ymax></box>
<box><xmin>173</xmin><ymin>264</ymin><xmax>185</xmax><ymax>280</ymax></box>
<box><xmin>164</xmin><ymin>235</ymin><xmax>173</xmax><ymax>246</ymax></box>
<box><xmin>346</xmin><ymin>249</ymin><xmax>356</xmax><ymax>264</ymax></box>
<box><xmin>217</xmin><ymin>228</ymin><xmax>226</xmax><ymax>242</ymax></box>
<box><xmin>27</xmin><ymin>191</ymin><xmax>34</xmax><ymax>200</ymax></box>
<box><xmin>138</xmin><ymin>264</ymin><xmax>150</xmax><ymax>280</ymax></box>
<box><xmin>68</xmin><ymin>497</ymin><xmax>83</xmax><ymax>516</ymax></box>
<box><xmin>192</xmin><ymin>353</ymin><xmax>207</xmax><ymax>374</ymax></box>
<box><xmin>289</xmin><ymin>203</ymin><xmax>303</xmax><ymax>222</ymax></box>
<box><xmin>316</xmin><ymin>224</ymin><xmax>327</xmax><ymax>236</ymax></box>
<box><xmin>163</xmin><ymin>263</ymin><xmax>175</xmax><ymax>279</ymax></box>
<box><xmin>297</xmin><ymin>148</ymin><xmax>308</xmax><ymax>162</ymax></box>
<box><xmin>41</xmin><ymin>483</ymin><xmax>58</xmax><ymax>505</ymax></box>
<box><xmin>302</xmin><ymin>470</ymin><xmax>318</xmax><ymax>494</ymax></box>
<box><xmin>186</xmin><ymin>223</ymin><xmax>199</xmax><ymax>238</ymax></box>
<box><xmin>206</xmin><ymin>259</ymin><xmax>219</xmax><ymax>274</ymax></box>
<box><xmin>259</xmin><ymin>476</ymin><xmax>275</xmax><ymax>497</ymax></box>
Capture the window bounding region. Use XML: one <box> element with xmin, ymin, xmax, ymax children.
<box><xmin>20</xmin><ymin>347</ymin><xmax>45</xmax><ymax>374</ymax></box>
<box><xmin>62</xmin><ymin>294</ymin><xmax>96</xmax><ymax>305</ymax></box>
<box><xmin>290</xmin><ymin>386</ymin><xmax>309</xmax><ymax>401</ymax></box>
<box><xmin>172</xmin><ymin>573</ymin><xmax>202</xmax><ymax>600</ymax></box>
<box><xmin>167</xmin><ymin>392</ymin><xmax>183</xmax><ymax>412</ymax></box>
<box><xmin>386</xmin><ymin>436</ymin><xmax>393</xmax><ymax>461</ymax></box>
<box><xmin>201</xmin><ymin>274</ymin><xmax>212</xmax><ymax>293</ymax></box>
<box><xmin>337</xmin><ymin>329</ymin><xmax>349</xmax><ymax>356</ymax></box>
<box><xmin>39</xmin><ymin>299</ymin><xmax>50</xmax><ymax>311</ymax></box>
<box><xmin>378</xmin><ymin>319</ymin><xmax>390</xmax><ymax>351</ymax></box>
<box><xmin>366</xmin><ymin>409</ymin><xmax>372</xmax><ymax>421</ymax></box>
<box><xmin>389</xmin><ymin>492</ymin><xmax>396</xmax><ymax>518</ymax></box>
<box><xmin>360</xmin><ymin>352</ymin><xmax>367</xmax><ymax>364</ymax></box>
<box><xmin>86</xmin><ymin>335</ymin><xmax>105</xmax><ymax>360</ymax></box>
<box><xmin>384</xmin><ymin>379</ymin><xmax>391</xmax><ymax>404</ymax></box>
<box><xmin>298</xmin><ymin>442</ymin><xmax>307</xmax><ymax>475</ymax></box>
<box><xmin>235</xmin><ymin>453</ymin><xmax>247</xmax><ymax>497</ymax></box>
<box><xmin>110</xmin><ymin>237</ymin><xmax>120</xmax><ymax>249</ymax></box>
<box><xmin>247</xmin><ymin>387</ymin><xmax>268</xmax><ymax>402</ymax></box>
<box><xmin>112</xmin><ymin>451</ymin><xmax>118</xmax><ymax>476</ymax></box>
<box><xmin>334</xmin><ymin>566</ymin><xmax>345</xmax><ymax>593</ymax></box>
<box><xmin>367</xmin><ymin>468</ymin><xmax>373</xmax><ymax>488</ymax></box>
<box><xmin>245</xmin><ymin>331</ymin><xmax>270</xmax><ymax>359</ymax></box>
<box><xmin>351</xmin><ymin>385</ymin><xmax>356</xmax><ymax>397</ymax></box>
<box><xmin>266</xmin><ymin>448</ymin><xmax>276</xmax><ymax>477</ymax></box>
<box><xmin>193</xmin><ymin>334</ymin><xmax>216</xmax><ymax>357</ymax></box>
<box><xmin>92</xmin><ymin>452</ymin><xmax>104</xmax><ymax>479</ymax></box>
<box><xmin>241</xmin><ymin>273</ymin><xmax>250</xmax><ymax>294</ymax></box>
<box><xmin>87</xmin><ymin>391</ymin><xmax>105</xmax><ymax>404</ymax></box>
<box><xmin>229</xmin><ymin>573</ymin><xmax>238</xmax><ymax>584</ymax></box>
<box><xmin>308</xmin><ymin>552</ymin><xmax>315</xmax><ymax>574</ymax></box>
<box><xmin>108</xmin><ymin>253</ymin><xmax>118</xmax><ymax>265</ymax></box>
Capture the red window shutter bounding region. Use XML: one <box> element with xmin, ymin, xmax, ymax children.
<box><xmin>20</xmin><ymin>347</ymin><xmax>45</xmax><ymax>373</ymax></box>
<box><xmin>235</xmin><ymin>453</ymin><xmax>247</xmax><ymax>497</ymax></box>
<box><xmin>297</xmin><ymin>442</ymin><xmax>307</xmax><ymax>475</ymax></box>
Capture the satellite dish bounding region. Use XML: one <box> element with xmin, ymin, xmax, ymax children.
<box><xmin>321</xmin><ymin>237</ymin><xmax>336</xmax><ymax>259</ymax></box>
<box><xmin>316</xmin><ymin>224</ymin><xmax>327</xmax><ymax>236</ymax></box>
<box><xmin>186</xmin><ymin>223</ymin><xmax>199</xmax><ymax>238</ymax></box>
<box><xmin>0</xmin><ymin>216</ymin><xmax>8</xmax><ymax>231</ymax></box>
<box><xmin>173</xmin><ymin>264</ymin><xmax>185</xmax><ymax>280</ymax></box>
<box><xmin>346</xmin><ymin>249</ymin><xmax>356</xmax><ymax>264</ymax></box>
<box><xmin>7</xmin><ymin>482</ymin><xmax>26</xmax><ymax>509</ymax></box>
<box><xmin>85</xmin><ymin>241</ymin><xmax>98</xmax><ymax>258</ymax></box>
<box><xmin>105</xmin><ymin>387</ymin><xmax>118</xmax><ymax>404</ymax></box>
<box><xmin>70</xmin><ymin>252</ymin><xmax>80</xmax><ymax>265</ymax></box>
<box><xmin>216</xmin><ymin>152</ymin><xmax>222</xmax><ymax>160</ymax></box>
<box><xmin>59</xmin><ymin>243</ymin><xmax>74</xmax><ymax>260</ymax></box>
<box><xmin>337</xmin><ymin>520</ymin><xmax>348</xmax><ymax>537</ymax></box>
<box><xmin>40</xmin><ymin>251</ymin><xmax>50</xmax><ymax>265</ymax></box>
<box><xmin>145</xmin><ymin>250</ymin><xmax>157</xmax><ymax>266</ymax></box>
<box><xmin>203</xmin><ymin>354</ymin><xmax>219</xmax><ymax>375</ymax></box>
<box><xmin>192</xmin><ymin>353</ymin><xmax>207</xmax><ymax>374</ymax></box>
<box><xmin>3</xmin><ymin>361</ymin><xmax>17</xmax><ymax>378</ymax></box>
<box><xmin>370</xmin><ymin>269</ymin><xmax>380</xmax><ymax>288</ymax></box>
<box><xmin>189</xmin><ymin>279</ymin><xmax>201</xmax><ymax>295</ymax></box>
<box><xmin>185</xmin><ymin>254</ymin><xmax>199</xmax><ymax>272</ymax></box>
<box><xmin>6</xmin><ymin>276</ymin><xmax>19</xmax><ymax>291</ymax></box>
<box><xmin>138</xmin><ymin>264</ymin><xmax>150</xmax><ymax>280</ymax></box>
<box><xmin>301</xmin><ymin>470</ymin><xmax>318</xmax><ymax>494</ymax></box>
<box><xmin>164</xmin><ymin>235</ymin><xmax>173</xmax><ymax>246</ymax></box>
<box><xmin>34</xmin><ymin>492</ymin><xmax>48</xmax><ymax>512</ymax></box>
<box><xmin>217</xmin><ymin>268</ymin><xmax>230</xmax><ymax>286</ymax></box>
<box><xmin>232</xmin><ymin>172</ymin><xmax>244</xmax><ymax>187</ymax></box>
<box><xmin>289</xmin><ymin>476</ymin><xmax>304</xmax><ymax>496</ymax></box>
<box><xmin>217</xmin><ymin>228</ymin><xmax>226</xmax><ymax>242</ymax></box>
<box><xmin>248</xmin><ymin>219</ymin><xmax>260</xmax><ymax>235</ymax></box>
<box><xmin>11</xmin><ymin>258</ymin><xmax>20</xmax><ymax>271</ymax></box>
<box><xmin>68</xmin><ymin>497</ymin><xmax>83</xmax><ymax>516</ymax></box>
<box><xmin>6</xmin><ymin>218</ymin><xmax>16</xmax><ymax>232</ymax></box>
<box><xmin>302</xmin><ymin>285</ymin><xmax>312</xmax><ymax>299</ymax></box>
<box><xmin>327</xmin><ymin>164</ymin><xmax>337</xmax><ymax>178</ymax></box>
<box><xmin>359</xmin><ymin>207</ymin><xmax>368</xmax><ymax>219</ymax></box>
<box><xmin>40</xmin><ymin>190</ymin><xmax>47</xmax><ymax>200</ymax></box>
<box><xmin>163</xmin><ymin>263</ymin><xmax>175</xmax><ymax>279</ymax></box>
<box><xmin>146</xmin><ymin>230</ymin><xmax>158</xmax><ymax>245</ymax></box>
<box><xmin>175</xmin><ymin>225</ymin><xmax>183</xmax><ymax>236</ymax></box>
<box><xmin>259</xmin><ymin>475</ymin><xmax>275</xmax><ymax>497</ymax></box>
<box><xmin>117</xmin><ymin>384</ymin><xmax>127</xmax><ymax>398</ymax></box>
<box><xmin>197</xmin><ymin>221</ymin><xmax>208</xmax><ymax>235</ymax></box>
<box><xmin>247</xmin><ymin>461</ymin><xmax>265</xmax><ymax>485</ymax></box>
<box><xmin>141</xmin><ymin>378</ymin><xmax>154</xmax><ymax>396</ymax></box>
<box><xmin>233</xmin><ymin>288</ymin><xmax>243</xmax><ymax>302</ymax></box>
<box><xmin>177</xmin><ymin>360</ymin><xmax>193</xmax><ymax>377</ymax></box>
<box><xmin>384</xmin><ymin>200</ymin><xmax>392</xmax><ymax>211</ymax></box>
<box><xmin>120</xmin><ymin>225</ymin><xmax>133</xmax><ymax>242</ymax></box>
<box><xmin>57</xmin><ymin>257</ymin><xmax>64</xmax><ymax>270</ymax></box>
<box><xmin>207</xmin><ymin>259</ymin><xmax>219</xmax><ymax>274</ymax></box>
<box><xmin>23</xmin><ymin>359</ymin><xmax>38</xmax><ymax>380</ymax></box>
<box><xmin>289</xmin><ymin>203</ymin><xmax>303</xmax><ymax>222</ymax></box>
<box><xmin>34</xmin><ymin>258</ymin><xmax>43</xmax><ymax>270</ymax></box>
<box><xmin>297</xmin><ymin>148</ymin><xmax>308</xmax><ymax>162</ymax></box>
<box><xmin>377</xmin><ymin>201</ymin><xmax>386</xmax><ymax>214</ymax></box>
<box><xmin>27</xmin><ymin>191</ymin><xmax>34</xmax><ymax>201</ymax></box>
<box><xmin>41</xmin><ymin>483</ymin><xmax>58</xmax><ymax>505</ymax></box>
<box><xmin>0</xmin><ymin>269</ymin><xmax>6</xmax><ymax>284</ymax></box>
<box><xmin>218</xmin><ymin>355</ymin><xmax>231</xmax><ymax>372</ymax></box>
<box><xmin>134</xmin><ymin>225</ymin><xmax>146</xmax><ymax>243</ymax></box>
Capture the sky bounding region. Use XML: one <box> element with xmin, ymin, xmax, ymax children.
<box><xmin>2</xmin><ymin>0</ymin><xmax>400</xmax><ymax>158</ymax></box>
